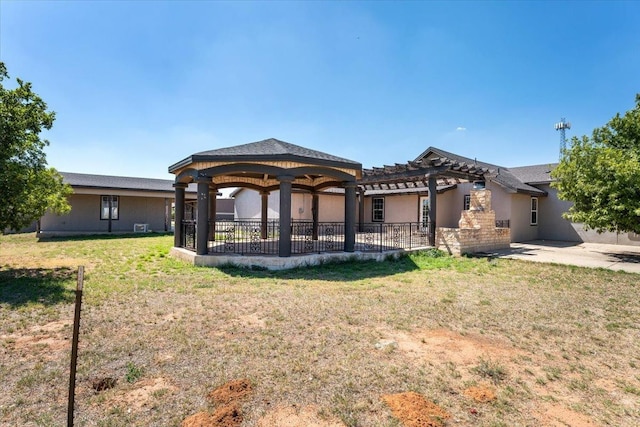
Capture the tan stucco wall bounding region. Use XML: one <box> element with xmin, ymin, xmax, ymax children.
<box><xmin>508</xmin><ymin>193</ymin><xmax>539</xmax><ymax>242</ymax></box>
<box><xmin>536</xmin><ymin>184</ymin><xmax>640</xmax><ymax>245</ymax></box>
<box><xmin>40</xmin><ymin>194</ymin><xmax>170</xmax><ymax>233</ymax></box>
<box><xmin>233</xmin><ymin>189</ymin><xmax>346</xmax><ymax>222</ymax></box>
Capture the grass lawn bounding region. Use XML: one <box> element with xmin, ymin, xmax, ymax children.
<box><xmin>1</xmin><ymin>232</ymin><xmax>639</xmax><ymax>426</ymax></box>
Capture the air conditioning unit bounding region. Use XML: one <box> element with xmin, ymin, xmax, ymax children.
<box><xmin>133</xmin><ymin>223</ymin><xmax>149</xmax><ymax>233</ymax></box>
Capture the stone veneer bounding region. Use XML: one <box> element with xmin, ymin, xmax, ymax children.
<box><xmin>436</xmin><ymin>189</ymin><xmax>510</xmax><ymax>255</ymax></box>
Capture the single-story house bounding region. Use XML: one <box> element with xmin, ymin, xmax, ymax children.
<box><xmin>37</xmin><ymin>172</ymin><xmax>233</xmax><ymax>236</ymax></box>
<box><xmin>230</xmin><ymin>145</ymin><xmax>640</xmax><ymax>247</ymax></box>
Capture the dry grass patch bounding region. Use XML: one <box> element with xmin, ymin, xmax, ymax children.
<box><xmin>1</xmin><ymin>233</ymin><xmax>640</xmax><ymax>426</ymax></box>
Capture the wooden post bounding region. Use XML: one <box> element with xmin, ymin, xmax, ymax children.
<box><xmin>68</xmin><ymin>266</ymin><xmax>84</xmax><ymax>427</ymax></box>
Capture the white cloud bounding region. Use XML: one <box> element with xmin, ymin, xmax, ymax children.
<box><xmin>456</xmin><ymin>126</ymin><xmax>467</xmax><ymax>131</ymax></box>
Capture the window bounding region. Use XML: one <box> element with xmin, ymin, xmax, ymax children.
<box><xmin>530</xmin><ymin>197</ymin><xmax>538</xmax><ymax>225</ymax></box>
<box><xmin>463</xmin><ymin>195</ymin><xmax>471</xmax><ymax>210</ymax></box>
<box><xmin>101</xmin><ymin>195</ymin><xmax>119</xmax><ymax>220</ymax></box>
<box><xmin>372</xmin><ymin>197</ymin><xmax>384</xmax><ymax>222</ymax></box>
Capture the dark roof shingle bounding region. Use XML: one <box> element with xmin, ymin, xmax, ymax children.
<box><xmin>60</xmin><ymin>172</ymin><xmax>194</xmax><ymax>193</ymax></box>
<box><xmin>416</xmin><ymin>147</ymin><xmax>547</xmax><ymax>196</ymax></box>
<box><xmin>169</xmin><ymin>138</ymin><xmax>361</xmax><ymax>172</ymax></box>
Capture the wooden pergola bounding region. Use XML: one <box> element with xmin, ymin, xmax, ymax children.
<box><xmin>359</xmin><ymin>153</ymin><xmax>493</xmax><ymax>246</ymax></box>
<box><xmin>168</xmin><ymin>138</ymin><xmax>362</xmax><ymax>257</ymax></box>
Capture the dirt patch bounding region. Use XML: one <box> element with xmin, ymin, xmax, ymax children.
<box><xmin>182</xmin><ymin>411</ymin><xmax>214</xmax><ymax>427</ymax></box>
<box><xmin>208</xmin><ymin>378</ymin><xmax>253</xmax><ymax>406</ymax></box>
<box><xmin>536</xmin><ymin>403</ymin><xmax>598</xmax><ymax>427</ymax></box>
<box><xmin>256</xmin><ymin>405</ymin><xmax>345</xmax><ymax>426</ymax></box>
<box><xmin>105</xmin><ymin>377</ymin><xmax>176</xmax><ymax>410</ymax></box>
<box><xmin>122</xmin><ymin>377</ymin><xmax>177</xmax><ymax>409</ymax></box>
<box><xmin>463</xmin><ymin>385</ymin><xmax>496</xmax><ymax>403</ymax></box>
<box><xmin>1</xmin><ymin>320</ymin><xmax>69</xmax><ymax>358</ymax></box>
<box><xmin>183</xmin><ymin>379</ymin><xmax>253</xmax><ymax>427</ymax></box>
<box><xmin>382</xmin><ymin>391</ymin><xmax>451</xmax><ymax>427</ymax></box>
<box><xmin>389</xmin><ymin>328</ymin><xmax>520</xmax><ymax>366</ymax></box>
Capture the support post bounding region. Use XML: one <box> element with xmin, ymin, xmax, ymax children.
<box><xmin>344</xmin><ymin>181</ymin><xmax>357</xmax><ymax>252</ymax></box>
<box><xmin>428</xmin><ymin>176</ymin><xmax>437</xmax><ymax>246</ymax></box>
<box><xmin>358</xmin><ymin>188</ymin><xmax>365</xmax><ymax>232</ymax></box>
<box><xmin>278</xmin><ymin>175</ymin><xmax>294</xmax><ymax>257</ymax></box>
<box><xmin>196</xmin><ymin>179</ymin><xmax>210</xmax><ymax>255</ymax></box>
<box><xmin>312</xmin><ymin>193</ymin><xmax>319</xmax><ymax>240</ymax></box>
<box><xmin>261</xmin><ymin>191</ymin><xmax>269</xmax><ymax>239</ymax></box>
<box><xmin>173</xmin><ymin>183</ymin><xmax>187</xmax><ymax>248</ymax></box>
<box><xmin>209</xmin><ymin>187</ymin><xmax>217</xmax><ymax>241</ymax></box>
<box><xmin>67</xmin><ymin>266</ymin><xmax>84</xmax><ymax>427</ymax></box>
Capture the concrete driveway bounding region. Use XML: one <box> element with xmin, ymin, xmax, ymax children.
<box><xmin>491</xmin><ymin>240</ymin><xmax>640</xmax><ymax>274</ymax></box>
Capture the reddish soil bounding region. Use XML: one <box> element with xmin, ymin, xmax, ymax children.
<box><xmin>382</xmin><ymin>391</ymin><xmax>451</xmax><ymax>427</ymax></box>
<box><xmin>208</xmin><ymin>378</ymin><xmax>253</xmax><ymax>406</ymax></box>
<box><xmin>210</xmin><ymin>404</ymin><xmax>243</xmax><ymax>427</ymax></box>
<box><xmin>463</xmin><ymin>385</ymin><xmax>497</xmax><ymax>403</ymax></box>
<box><xmin>182</xmin><ymin>379</ymin><xmax>252</xmax><ymax>427</ymax></box>
<box><xmin>182</xmin><ymin>412</ymin><xmax>214</xmax><ymax>427</ymax></box>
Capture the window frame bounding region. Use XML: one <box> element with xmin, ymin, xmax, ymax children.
<box><xmin>372</xmin><ymin>197</ymin><xmax>385</xmax><ymax>222</ymax></box>
<box><xmin>100</xmin><ymin>195</ymin><xmax>119</xmax><ymax>221</ymax></box>
<box><xmin>530</xmin><ymin>197</ymin><xmax>538</xmax><ymax>226</ymax></box>
<box><xmin>463</xmin><ymin>194</ymin><xmax>471</xmax><ymax>211</ymax></box>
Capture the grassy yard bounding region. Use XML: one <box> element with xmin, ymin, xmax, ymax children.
<box><xmin>0</xmin><ymin>233</ymin><xmax>639</xmax><ymax>427</ymax></box>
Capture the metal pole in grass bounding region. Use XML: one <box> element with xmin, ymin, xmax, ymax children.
<box><xmin>67</xmin><ymin>266</ymin><xmax>84</xmax><ymax>427</ymax></box>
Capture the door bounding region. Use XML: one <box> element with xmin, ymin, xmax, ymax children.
<box><xmin>419</xmin><ymin>196</ymin><xmax>429</xmax><ymax>230</ymax></box>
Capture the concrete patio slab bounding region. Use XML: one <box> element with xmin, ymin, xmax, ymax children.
<box><xmin>490</xmin><ymin>240</ymin><xmax>640</xmax><ymax>274</ymax></box>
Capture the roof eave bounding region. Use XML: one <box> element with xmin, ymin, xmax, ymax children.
<box><xmin>187</xmin><ymin>154</ymin><xmax>362</xmax><ymax>172</ymax></box>
<box><xmin>168</xmin><ymin>156</ymin><xmax>195</xmax><ymax>174</ymax></box>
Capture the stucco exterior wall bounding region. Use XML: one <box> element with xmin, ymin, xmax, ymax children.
<box><xmin>535</xmin><ymin>184</ymin><xmax>640</xmax><ymax>245</ymax></box>
<box><xmin>234</xmin><ymin>189</ymin><xmax>279</xmax><ymax>219</ymax></box>
<box><xmin>317</xmin><ymin>193</ymin><xmax>345</xmax><ymax>222</ymax></box>
<box><xmin>509</xmin><ymin>193</ymin><xmax>539</xmax><ymax>242</ymax></box>
<box><xmin>40</xmin><ymin>194</ymin><xmax>169</xmax><ymax>233</ymax></box>
<box><xmin>233</xmin><ymin>189</ymin><xmax>346</xmax><ymax>222</ymax></box>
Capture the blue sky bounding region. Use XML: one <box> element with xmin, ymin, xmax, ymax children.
<box><xmin>2</xmin><ymin>1</ymin><xmax>639</xmax><ymax>184</ymax></box>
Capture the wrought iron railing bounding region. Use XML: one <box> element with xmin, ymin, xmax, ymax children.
<box><xmin>495</xmin><ymin>219</ymin><xmax>510</xmax><ymax>228</ymax></box>
<box><xmin>356</xmin><ymin>222</ymin><xmax>430</xmax><ymax>252</ymax></box>
<box><xmin>182</xmin><ymin>220</ymin><xmax>196</xmax><ymax>251</ymax></box>
<box><xmin>180</xmin><ymin>220</ymin><xmax>433</xmax><ymax>255</ymax></box>
<box><xmin>211</xmin><ymin>220</ymin><xmax>279</xmax><ymax>255</ymax></box>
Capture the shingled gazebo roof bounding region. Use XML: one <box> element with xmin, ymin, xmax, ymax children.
<box><xmin>168</xmin><ymin>138</ymin><xmax>361</xmax><ymax>173</ymax></box>
<box><xmin>169</xmin><ymin>138</ymin><xmax>362</xmax><ymax>193</ymax></box>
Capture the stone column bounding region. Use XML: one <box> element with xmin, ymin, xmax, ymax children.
<box><xmin>312</xmin><ymin>193</ymin><xmax>319</xmax><ymax>240</ymax></box>
<box><xmin>344</xmin><ymin>181</ymin><xmax>357</xmax><ymax>252</ymax></box>
<box><xmin>196</xmin><ymin>178</ymin><xmax>210</xmax><ymax>255</ymax></box>
<box><xmin>428</xmin><ymin>176</ymin><xmax>437</xmax><ymax>246</ymax></box>
<box><xmin>261</xmin><ymin>191</ymin><xmax>269</xmax><ymax>239</ymax></box>
<box><xmin>173</xmin><ymin>183</ymin><xmax>187</xmax><ymax>248</ymax></box>
<box><xmin>209</xmin><ymin>187</ymin><xmax>217</xmax><ymax>241</ymax></box>
<box><xmin>278</xmin><ymin>175</ymin><xmax>294</xmax><ymax>257</ymax></box>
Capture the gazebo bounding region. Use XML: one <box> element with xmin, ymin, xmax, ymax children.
<box><xmin>168</xmin><ymin>138</ymin><xmax>362</xmax><ymax>257</ymax></box>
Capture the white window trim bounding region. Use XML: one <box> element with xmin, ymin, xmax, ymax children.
<box><xmin>530</xmin><ymin>197</ymin><xmax>538</xmax><ymax>226</ymax></box>
<box><xmin>372</xmin><ymin>197</ymin><xmax>385</xmax><ymax>222</ymax></box>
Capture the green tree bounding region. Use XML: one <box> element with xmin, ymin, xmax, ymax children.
<box><xmin>552</xmin><ymin>94</ymin><xmax>640</xmax><ymax>234</ymax></box>
<box><xmin>0</xmin><ymin>62</ymin><xmax>71</xmax><ymax>232</ymax></box>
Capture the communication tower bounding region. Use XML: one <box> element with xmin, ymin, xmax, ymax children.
<box><xmin>555</xmin><ymin>118</ymin><xmax>571</xmax><ymax>159</ymax></box>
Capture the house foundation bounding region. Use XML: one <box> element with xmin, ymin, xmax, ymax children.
<box><xmin>436</xmin><ymin>189</ymin><xmax>510</xmax><ymax>255</ymax></box>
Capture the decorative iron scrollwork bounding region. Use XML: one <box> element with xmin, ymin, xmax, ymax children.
<box><xmin>325</xmin><ymin>226</ymin><xmax>335</xmax><ymax>250</ymax></box>
<box><xmin>304</xmin><ymin>227</ymin><xmax>314</xmax><ymax>251</ymax></box>
<box><xmin>364</xmin><ymin>226</ymin><xmax>375</xmax><ymax>250</ymax></box>
<box><xmin>250</xmin><ymin>227</ymin><xmax>261</xmax><ymax>253</ymax></box>
<box><xmin>224</xmin><ymin>226</ymin><xmax>235</xmax><ymax>252</ymax></box>
<box><xmin>392</xmin><ymin>226</ymin><xmax>402</xmax><ymax>248</ymax></box>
